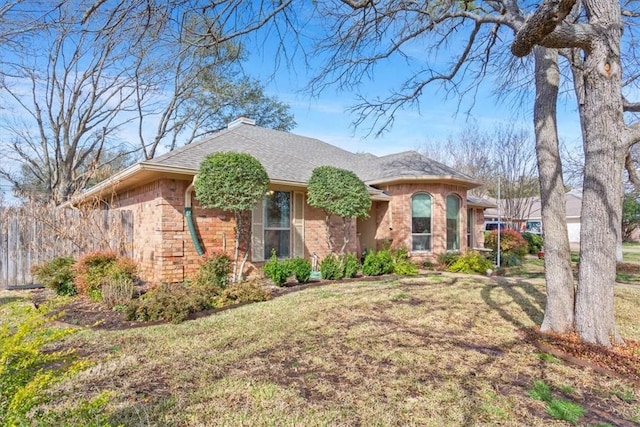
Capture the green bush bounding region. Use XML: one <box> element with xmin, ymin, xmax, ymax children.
<box><xmin>446</xmin><ymin>251</ymin><xmax>493</xmax><ymax>274</ymax></box>
<box><xmin>74</xmin><ymin>251</ymin><xmax>137</xmax><ymax>301</ymax></box>
<box><xmin>289</xmin><ymin>257</ymin><xmax>312</xmax><ymax>283</ymax></box>
<box><xmin>320</xmin><ymin>254</ymin><xmax>344</xmax><ymax>280</ymax></box>
<box><xmin>125</xmin><ymin>283</ymin><xmax>217</xmax><ymax>323</ymax></box>
<box><xmin>391</xmin><ymin>248</ymin><xmax>418</xmax><ymax>276</ymax></box>
<box><xmin>1</xmin><ymin>301</ymin><xmax>88</xmax><ymax>424</ymax></box>
<box><xmin>522</xmin><ymin>232</ymin><xmax>543</xmax><ymax>254</ymax></box>
<box><xmin>437</xmin><ymin>252</ymin><xmax>461</xmax><ymax>269</ymax></box>
<box><xmin>342</xmin><ymin>253</ymin><xmax>361</xmax><ymax>278</ymax></box>
<box><xmin>192</xmin><ymin>252</ymin><xmax>232</xmax><ymax>288</ymax></box>
<box><xmin>362</xmin><ymin>249</ymin><xmax>394</xmax><ymax>276</ymax></box>
<box><xmin>30</xmin><ymin>256</ymin><xmax>76</xmax><ymax>296</ymax></box>
<box><xmin>263</xmin><ymin>250</ymin><xmax>291</xmax><ymax>286</ymax></box>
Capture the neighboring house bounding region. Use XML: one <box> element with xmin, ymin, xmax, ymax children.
<box><xmin>484</xmin><ymin>189</ymin><xmax>583</xmax><ymax>242</ymax></box>
<box><xmin>72</xmin><ymin>118</ymin><xmax>493</xmax><ymax>284</ymax></box>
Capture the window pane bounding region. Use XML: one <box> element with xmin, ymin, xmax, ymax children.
<box><xmin>265</xmin><ymin>191</ymin><xmax>290</xmax><ymax>228</ymax></box>
<box><xmin>412</xmin><ymin>194</ymin><xmax>431</xmax><ymax>218</ymax></box>
<box><xmin>412</xmin><ymin>217</ymin><xmax>431</xmax><ymax>234</ymax></box>
<box><xmin>264</xmin><ymin>230</ymin><xmax>290</xmax><ymax>258</ymax></box>
<box><xmin>412</xmin><ymin>235</ymin><xmax>431</xmax><ymax>251</ymax></box>
<box><xmin>446</xmin><ymin>195</ymin><xmax>460</xmax><ymax>251</ymax></box>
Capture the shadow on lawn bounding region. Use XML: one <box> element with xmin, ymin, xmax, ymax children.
<box><xmin>481</xmin><ymin>278</ymin><xmax>546</xmax><ymax>329</ymax></box>
<box><xmin>0</xmin><ymin>295</ymin><xmax>25</xmax><ymax>307</ymax></box>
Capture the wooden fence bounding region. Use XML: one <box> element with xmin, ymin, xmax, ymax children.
<box><xmin>0</xmin><ymin>207</ymin><xmax>133</xmax><ymax>289</ymax></box>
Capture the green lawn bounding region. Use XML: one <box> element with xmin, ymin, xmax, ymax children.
<box><xmin>3</xmin><ymin>275</ymin><xmax>639</xmax><ymax>426</ymax></box>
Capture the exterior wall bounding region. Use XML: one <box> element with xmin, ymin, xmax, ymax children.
<box><xmin>473</xmin><ymin>207</ymin><xmax>486</xmax><ymax>248</ymax></box>
<box><xmin>302</xmin><ymin>201</ymin><xmax>358</xmax><ymax>260</ymax></box>
<box><xmin>376</xmin><ymin>183</ymin><xmax>470</xmax><ymax>262</ymax></box>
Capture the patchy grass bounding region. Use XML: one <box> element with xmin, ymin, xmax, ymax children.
<box><xmin>623</xmin><ymin>242</ymin><xmax>640</xmax><ymax>263</ymax></box>
<box><xmin>3</xmin><ymin>277</ymin><xmax>640</xmax><ymax>426</ymax></box>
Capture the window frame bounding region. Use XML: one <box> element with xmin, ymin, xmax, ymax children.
<box><xmin>446</xmin><ymin>193</ymin><xmax>461</xmax><ymax>251</ymax></box>
<box><xmin>411</xmin><ymin>192</ymin><xmax>433</xmax><ymax>252</ymax></box>
<box><xmin>263</xmin><ymin>190</ymin><xmax>292</xmax><ymax>259</ymax></box>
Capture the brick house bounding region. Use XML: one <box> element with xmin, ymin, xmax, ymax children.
<box><xmin>74</xmin><ymin>118</ymin><xmax>493</xmax><ymax>284</ymax></box>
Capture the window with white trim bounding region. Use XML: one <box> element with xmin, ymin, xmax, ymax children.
<box><xmin>264</xmin><ymin>191</ymin><xmax>291</xmax><ymax>258</ymax></box>
<box><xmin>411</xmin><ymin>193</ymin><xmax>432</xmax><ymax>251</ymax></box>
<box><xmin>446</xmin><ymin>194</ymin><xmax>461</xmax><ymax>251</ymax></box>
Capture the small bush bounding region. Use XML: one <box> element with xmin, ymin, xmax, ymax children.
<box><xmin>446</xmin><ymin>251</ymin><xmax>493</xmax><ymax>274</ymax></box>
<box><xmin>220</xmin><ymin>281</ymin><xmax>271</xmax><ymax>303</ymax></box>
<box><xmin>30</xmin><ymin>256</ymin><xmax>76</xmax><ymax>296</ymax></box>
<box><xmin>1</xmin><ymin>301</ymin><xmax>88</xmax><ymax>424</ymax></box>
<box><xmin>289</xmin><ymin>257</ymin><xmax>312</xmax><ymax>283</ymax></box>
<box><xmin>263</xmin><ymin>250</ymin><xmax>291</xmax><ymax>286</ymax></box>
<box><xmin>485</xmin><ymin>229</ymin><xmax>528</xmax><ymax>257</ymax></box>
<box><xmin>320</xmin><ymin>254</ymin><xmax>344</xmax><ymax>280</ymax></box>
<box><xmin>394</xmin><ymin>260</ymin><xmax>419</xmax><ymax>276</ymax></box>
<box><xmin>362</xmin><ymin>249</ymin><xmax>394</xmax><ymax>276</ymax></box>
<box><xmin>342</xmin><ymin>253</ymin><xmax>361</xmax><ymax>278</ymax></box>
<box><xmin>436</xmin><ymin>252</ymin><xmax>461</xmax><ymax>269</ymax></box>
<box><xmin>74</xmin><ymin>251</ymin><xmax>137</xmax><ymax>301</ymax></box>
<box><xmin>193</xmin><ymin>252</ymin><xmax>232</xmax><ymax>288</ymax></box>
<box><xmin>522</xmin><ymin>232</ymin><xmax>543</xmax><ymax>254</ymax></box>
<box><xmin>100</xmin><ymin>275</ymin><xmax>135</xmax><ymax>309</ymax></box>
<box><xmin>125</xmin><ymin>283</ymin><xmax>217</xmax><ymax>323</ymax></box>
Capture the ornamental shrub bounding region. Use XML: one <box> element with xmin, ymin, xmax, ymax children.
<box><xmin>485</xmin><ymin>229</ymin><xmax>528</xmax><ymax>266</ymax></box>
<box><xmin>74</xmin><ymin>251</ymin><xmax>137</xmax><ymax>301</ymax></box>
<box><xmin>522</xmin><ymin>232</ymin><xmax>544</xmax><ymax>254</ymax></box>
<box><xmin>289</xmin><ymin>257</ymin><xmax>312</xmax><ymax>283</ymax></box>
<box><xmin>30</xmin><ymin>256</ymin><xmax>76</xmax><ymax>296</ymax></box>
<box><xmin>125</xmin><ymin>283</ymin><xmax>215</xmax><ymax>323</ymax></box>
<box><xmin>320</xmin><ymin>254</ymin><xmax>344</xmax><ymax>280</ymax></box>
<box><xmin>1</xmin><ymin>301</ymin><xmax>88</xmax><ymax>424</ymax></box>
<box><xmin>342</xmin><ymin>253</ymin><xmax>361</xmax><ymax>278</ymax></box>
<box><xmin>392</xmin><ymin>247</ymin><xmax>419</xmax><ymax>276</ymax></box>
<box><xmin>100</xmin><ymin>275</ymin><xmax>135</xmax><ymax>309</ymax></box>
<box><xmin>362</xmin><ymin>249</ymin><xmax>394</xmax><ymax>276</ymax></box>
<box><xmin>446</xmin><ymin>251</ymin><xmax>493</xmax><ymax>274</ymax></box>
<box><xmin>220</xmin><ymin>280</ymin><xmax>271</xmax><ymax>304</ymax></box>
<box><xmin>192</xmin><ymin>252</ymin><xmax>232</xmax><ymax>288</ymax></box>
<box><xmin>263</xmin><ymin>250</ymin><xmax>291</xmax><ymax>286</ymax></box>
<box><xmin>436</xmin><ymin>252</ymin><xmax>461</xmax><ymax>269</ymax></box>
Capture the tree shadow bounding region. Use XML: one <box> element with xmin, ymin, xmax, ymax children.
<box><xmin>481</xmin><ymin>277</ymin><xmax>546</xmax><ymax>329</ymax></box>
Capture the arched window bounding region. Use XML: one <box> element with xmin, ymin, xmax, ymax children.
<box><xmin>446</xmin><ymin>194</ymin><xmax>461</xmax><ymax>251</ymax></box>
<box><xmin>411</xmin><ymin>193</ymin><xmax>432</xmax><ymax>251</ymax></box>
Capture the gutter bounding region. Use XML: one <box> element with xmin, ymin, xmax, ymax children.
<box><xmin>184</xmin><ymin>176</ymin><xmax>204</xmax><ymax>256</ymax></box>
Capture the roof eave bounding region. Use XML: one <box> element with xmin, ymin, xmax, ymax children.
<box><xmin>365</xmin><ymin>175</ymin><xmax>484</xmax><ymax>188</ymax></box>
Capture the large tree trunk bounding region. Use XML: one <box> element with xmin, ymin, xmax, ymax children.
<box><xmin>533</xmin><ymin>46</ymin><xmax>575</xmax><ymax>334</ymax></box>
<box><xmin>575</xmin><ymin>0</ymin><xmax>625</xmax><ymax>346</ymax></box>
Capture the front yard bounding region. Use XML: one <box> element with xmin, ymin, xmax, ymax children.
<box><xmin>2</xmin><ymin>274</ymin><xmax>639</xmax><ymax>426</ymax></box>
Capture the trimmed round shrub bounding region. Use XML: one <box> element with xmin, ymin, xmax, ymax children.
<box><xmin>320</xmin><ymin>254</ymin><xmax>344</xmax><ymax>280</ymax></box>
<box><xmin>446</xmin><ymin>251</ymin><xmax>493</xmax><ymax>274</ymax></box>
<box><xmin>30</xmin><ymin>256</ymin><xmax>76</xmax><ymax>295</ymax></box>
<box><xmin>192</xmin><ymin>252</ymin><xmax>232</xmax><ymax>288</ymax></box>
<box><xmin>74</xmin><ymin>251</ymin><xmax>137</xmax><ymax>301</ymax></box>
<box><xmin>290</xmin><ymin>257</ymin><xmax>312</xmax><ymax>284</ymax></box>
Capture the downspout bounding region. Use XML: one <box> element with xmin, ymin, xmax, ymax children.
<box><xmin>185</xmin><ymin>177</ymin><xmax>205</xmax><ymax>256</ymax></box>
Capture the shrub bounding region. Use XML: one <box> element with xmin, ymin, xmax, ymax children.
<box><xmin>74</xmin><ymin>251</ymin><xmax>137</xmax><ymax>301</ymax></box>
<box><xmin>342</xmin><ymin>253</ymin><xmax>361</xmax><ymax>278</ymax></box>
<box><xmin>263</xmin><ymin>250</ymin><xmax>291</xmax><ymax>286</ymax></box>
<box><xmin>100</xmin><ymin>275</ymin><xmax>135</xmax><ymax>309</ymax></box>
<box><xmin>289</xmin><ymin>257</ymin><xmax>312</xmax><ymax>284</ymax></box>
<box><xmin>192</xmin><ymin>252</ymin><xmax>232</xmax><ymax>288</ymax></box>
<box><xmin>125</xmin><ymin>283</ymin><xmax>217</xmax><ymax>323</ymax></box>
<box><xmin>446</xmin><ymin>251</ymin><xmax>493</xmax><ymax>274</ymax></box>
<box><xmin>30</xmin><ymin>256</ymin><xmax>76</xmax><ymax>296</ymax></box>
<box><xmin>1</xmin><ymin>301</ymin><xmax>88</xmax><ymax>424</ymax></box>
<box><xmin>484</xmin><ymin>229</ymin><xmax>528</xmax><ymax>266</ymax></box>
<box><xmin>220</xmin><ymin>281</ymin><xmax>271</xmax><ymax>304</ymax></box>
<box><xmin>436</xmin><ymin>252</ymin><xmax>461</xmax><ymax>269</ymax></box>
<box><xmin>320</xmin><ymin>254</ymin><xmax>344</xmax><ymax>280</ymax></box>
<box><xmin>362</xmin><ymin>249</ymin><xmax>394</xmax><ymax>276</ymax></box>
<box><xmin>522</xmin><ymin>232</ymin><xmax>544</xmax><ymax>254</ymax></box>
<box><xmin>392</xmin><ymin>248</ymin><xmax>419</xmax><ymax>276</ymax></box>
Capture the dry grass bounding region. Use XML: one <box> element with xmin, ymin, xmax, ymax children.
<box><xmin>4</xmin><ymin>276</ymin><xmax>640</xmax><ymax>426</ymax></box>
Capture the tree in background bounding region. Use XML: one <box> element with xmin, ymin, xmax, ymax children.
<box><xmin>195</xmin><ymin>152</ymin><xmax>269</xmax><ymax>283</ymax></box>
<box><xmin>622</xmin><ymin>193</ymin><xmax>640</xmax><ymax>242</ymax></box>
<box><xmin>307</xmin><ymin>166</ymin><xmax>371</xmax><ymax>255</ymax></box>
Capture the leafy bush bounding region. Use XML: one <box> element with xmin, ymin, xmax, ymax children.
<box><xmin>484</xmin><ymin>229</ymin><xmax>528</xmax><ymax>266</ymax></box>
<box><xmin>522</xmin><ymin>232</ymin><xmax>544</xmax><ymax>254</ymax></box>
<box><xmin>125</xmin><ymin>283</ymin><xmax>217</xmax><ymax>323</ymax></box>
<box><xmin>289</xmin><ymin>257</ymin><xmax>312</xmax><ymax>283</ymax></box>
<box><xmin>100</xmin><ymin>275</ymin><xmax>135</xmax><ymax>309</ymax></box>
<box><xmin>74</xmin><ymin>251</ymin><xmax>137</xmax><ymax>301</ymax></box>
<box><xmin>220</xmin><ymin>281</ymin><xmax>271</xmax><ymax>304</ymax></box>
<box><xmin>342</xmin><ymin>253</ymin><xmax>361</xmax><ymax>278</ymax></box>
<box><xmin>263</xmin><ymin>250</ymin><xmax>292</xmax><ymax>286</ymax></box>
<box><xmin>30</xmin><ymin>256</ymin><xmax>76</xmax><ymax>296</ymax></box>
<box><xmin>392</xmin><ymin>248</ymin><xmax>419</xmax><ymax>276</ymax></box>
<box><xmin>192</xmin><ymin>252</ymin><xmax>232</xmax><ymax>288</ymax></box>
<box><xmin>436</xmin><ymin>252</ymin><xmax>461</xmax><ymax>269</ymax></box>
<box><xmin>320</xmin><ymin>254</ymin><xmax>344</xmax><ymax>280</ymax></box>
<box><xmin>362</xmin><ymin>249</ymin><xmax>394</xmax><ymax>276</ymax></box>
<box><xmin>1</xmin><ymin>301</ymin><xmax>88</xmax><ymax>424</ymax></box>
<box><xmin>446</xmin><ymin>251</ymin><xmax>493</xmax><ymax>274</ymax></box>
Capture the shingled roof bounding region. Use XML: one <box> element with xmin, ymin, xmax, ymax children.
<box><xmin>147</xmin><ymin>118</ymin><xmax>479</xmax><ymax>186</ymax></box>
